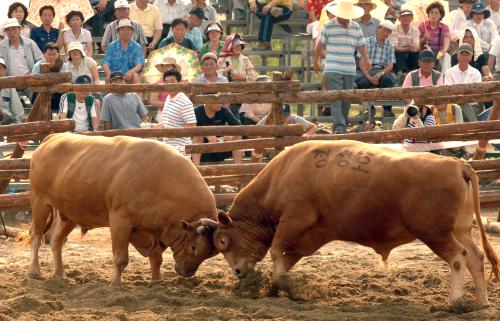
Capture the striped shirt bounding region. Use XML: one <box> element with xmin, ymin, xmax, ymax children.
<box><xmin>161</xmin><ymin>92</ymin><xmax>197</xmax><ymax>154</ymax></box>
<box><xmin>364</xmin><ymin>36</ymin><xmax>396</xmax><ymax>67</ymax></box>
<box><xmin>388</xmin><ymin>23</ymin><xmax>420</xmax><ymax>49</ymax></box>
<box><xmin>319</xmin><ymin>19</ymin><xmax>366</xmax><ymax>75</ymax></box>
<box><xmin>101</xmin><ymin>20</ymin><xmax>148</xmax><ymax>48</ymax></box>
<box><xmin>404</xmin><ymin>114</ymin><xmax>436</xmax><ymax>143</ymax></box>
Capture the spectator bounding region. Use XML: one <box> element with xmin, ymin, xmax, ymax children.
<box><xmin>100</xmin><ymin>71</ymin><xmax>149</xmax><ymax>129</ymax></box>
<box><xmin>488</xmin><ymin>36</ymin><xmax>500</xmax><ymax>78</ymax></box>
<box><xmin>101</xmin><ymin>0</ymin><xmax>148</xmax><ymax>53</ymax></box>
<box><xmin>249</xmin><ymin>0</ymin><xmax>293</xmax><ymax>50</ymax></box>
<box><xmin>354</xmin><ymin>0</ymin><xmax>380</xmax><ymax>38</ymax></box>
<box><xmin>151</xmin><ymin>57</ymin><xmax>181</xmax><ymax>122</ymax></box>
<box><xmin>66</xmin><ymin>42</ymin><xmax>99</xmax><ymax>85</ymax></box>
<box><xmin>488</xmin><ymin>0</ymin><xmax>500</xmax><ymax>31</ymax></box>
<box><xmin>452</xmin><ymin>27</ymin><xmax>493</xmax><ymax>81</ymax></box>
<box><xmin>449</xmin><ymin>0</ymin><xmax>475</xmax><ymax>43</ymax></box>
<box><xmin>0</xmin><ymin>57</ymin><xmax>24</xmax><ymax>124</ymax></box>
<box><xmin>102</xmin><ymin>19</ymin><xmax>145</xmax><ymax>84</ymax></box>
<box><xmin>217</xmin><ymin>34</ymin><xmax>258</xmax><ymax>82</ymax></box>
<box><xmin>257</xmin><ymin>104</ymin><xmax>318</xmax><ymax>136</ymax></box>
<box><xmin>402</xmin><ymin>49</ymin><xmax>444</xmax><ymax>100</ymax></box>
<box><xmin>32</xmin><ymin>42</ymin><xmax>68</xmax><ymax>113</ymax></box>
<box><xmin>468</xmin><ymin>2</ymin><xmax>497</xmax><ymax>52</ymax></box>
<box><xmin>432</xmin><ymin>103</ymin><xmax>469</xmax><ymax>158</ymax></box>
<box><xmin>239</xmin><ymin>75</ymin><xmax>273</xmax><ymax>124</ymax></box>
<box><xmin>444</xmin><ymin>43</ymin><xmax>483</xmax><ymax>122</ymax></box>
<box><xmin>0</xmin><ymin>2</ymin><xmax>32</xmax><ymax>40</ymax></box>
<box><xmin>59</xmin><ymin>75</ymin><xmax>99</xmax><ymax>132</ymax></box>
<box><xmin>418</xmin><ymin>1</ymin><xmax>451</xmax><ymax>72</ymax></box>
<box><xmin>153</xmin><ymin>0</ymin><xmax>190</xmax><ymax>40</ymax></box>
<box><xmin>388</xmin><ymin>9</ymin><xmax>420</xmax><ymax>76</ymax></box>
<box><xmin>190</xmin><ymin>0</ymin><xmax>219</xmax><ymax>36</ymax></box>
<box><xmin>393</xmin><ymin>103</ymin><xmax>436</xmax><ymax>141</ymax></box>
<box><xmin>62</xmin><ymin>11</ymin><xmax>93</xmax><ymax>57</ymax></box>
<box><xmin>233</xmin><ymin>0</ymin><xmax>247</xmax><ymax>20</ymax></box>
<box><xmin>356</xmin><ymin>20</ymin><xmax>397</xmax><ymax>117</ymax></box>
<box><xmin>86</xmin><ymin>0</ymin><xmax>116</xmax><ymax>37</ymax></box>
<box><xmin>129</xmin><ymin>0</ymin><xmax>163</xmax><ymax>50</ymax></box>
<box><xmin>198</xmin><ymin>22</ymin><xmax>224</xmax><ymax>60</ymax></box>
<box><xmin>158</xmin><ymin>18</ymin><xmax>195</xmax><ymax>50</ymax></box>
<box><xmin>0</xmin><ymin>18</ymin><xmax>42</xmax><ymax>76</ymax></box>
<box><xmin>160</xmin><ymin>69</ymin><xmax>197</xmax><ymax>156</ymax></box>
<box><xmin>192</xmin><ymin>103</ymin><xmax>242</xmax><ymax>165</ymax></box>
<box><xmin>194</xmin><ymin>52</ymin><xmax>228</xmax><ymax>83</ymax></box>
<box><xmin>162</xmin><ymin>7</ymin><xmax>205</xmax><ymax>51</ymax></box>
<box><xmin>305</xmin><ymin>0</ymin><xmax>333</xmax><ymax>23</ymax></box>
<box><xmin>313</xmin><ymin>0</ymin><xmax>370</xmax><ymax>134</ymax></box>
<box><xmin>30</xmin><ymin>5</ymin><xmax>63</xmax><ymax>51</ymax></box>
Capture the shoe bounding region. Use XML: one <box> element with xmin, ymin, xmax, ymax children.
<box><xmin>280</xmin><ymin>24</ymin><xmax>292</xmax><ymax>33</ymax></box>
<box><xmin>383</xmin><ymin>110</ymin><xmax>396</xmax><ymax>117</ymax></box>
<box><xmin>270</xmin><ymin>7</ymin><xmax>283</xmax><ymax>17</ymax></box>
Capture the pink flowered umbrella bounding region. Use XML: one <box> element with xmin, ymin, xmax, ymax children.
<box><xmin>141</xmin><ymin>43</ymin><xmax>202</xmax><ymax>84</ymax></box>
<box><xmin>27</xmin><ymin>0</ymin><xmax>94</xmax><ymax>27</ymax></box>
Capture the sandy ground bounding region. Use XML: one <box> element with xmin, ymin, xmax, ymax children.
<box><xmin>0</xmin><ymin>211</ymin><xmax>499</xmax><ymax>321</ymax></box>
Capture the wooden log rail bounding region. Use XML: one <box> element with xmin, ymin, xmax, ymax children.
<box><xmin>0</xmin><ymin>72</ymin><xmax>71</xmax><ymax>90</ymax></box>
<box><xmin>0</xmin><ymin>119</ymin><xmax>74</xmax><ymax>137</ymax></box>
<box><xmin>185</xmin><ymin>120</ymin><xmax>500</xmax><ymax>154</ymax></box>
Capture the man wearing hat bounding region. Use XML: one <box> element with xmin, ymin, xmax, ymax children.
<box><xmin>402</xmin><ymin>49</ymin><xmax>443</xmax><ymax>88</ymax></box>
<box><xmin>102</xmin><ymin>19</ymin><xmax>145</xmax><ymax>84</ymax></box>
<box><xmin>191</xmin><ymin>0</ymin><xmax>219</xmax><ymax>37</ymax></box>
<box><xmin>198</xmin><ymin>22</ymin><xmax>224</xmax><ymax>60</ymax></box>
<box><xmin>444</xmin><ymin>43</ymin><xmax>483</xmax><ymax>122</ymax></box>
<box><xmin>194</xmin><ymin>52</ymin><xmax>228</xmax><ymax>83</ymax></box>
<box><xmin>59</xmin><ymin>75</ymin><xmax>99</xmax><ymax>132</ymax></box>
<box><xmin>101</xmin><ymin>0</ymin><xmax>148</xmax><ymax>53</ymax></box>
<box><xmin>356</xmin><ymin>20</ymin><xmax>397</xmax><ymax>117</ymax></box>
<box><xmin>389</xmin><ymin>9</ymin><xmax>420</xmax><ymax>75</ymax></box>
<box><xmin>313</xmin><ymin>0</ymin><xmax>370</xmax><ymax>134</ymax></box>
<box><xmin>129</xmin><ymin>0</ymin><xmax>163</xmax><ymax>50</ymax></box>
<box><xmin>468</xmin><ymin>2</ymin><xmax>498</xmax><ymax>52</ymax></box>
<box><xmin>355</xmin><ymin>0</ymin><xmax>380</xmax><ymax>38</ymax></box>
<box><xmin>0</xmin><ymin>57</ymin><xmax>24</xmax><ymax>124</ymax></box>
<box><xmin>100</xmin><ymin>71</ymin><xmax>149</xmax><ymax>130</ymax></box>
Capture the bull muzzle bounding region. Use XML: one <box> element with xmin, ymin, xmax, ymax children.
<box><xmin>174</xmin><ymin>263</ymin><xmax>198</xmax><ymax>278</ymax></box>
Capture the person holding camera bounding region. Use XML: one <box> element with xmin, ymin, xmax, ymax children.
<box><xmin>393</xmin><ymin>103</ymin><xmax>436</xmax><ymax>143</ymax></box>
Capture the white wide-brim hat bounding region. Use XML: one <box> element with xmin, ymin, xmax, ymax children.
<box><xmin>328</xmin><ymin>0</ymin><xmax>364</xmax><ymax>20</ymax></box>
<box><xmin>67</xmin><ymin>42</ymin><xmax>86</xmax><ymax>56</ymax></box>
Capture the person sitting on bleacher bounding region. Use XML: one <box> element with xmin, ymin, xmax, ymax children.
<box><xmin>452</xmin><ymin>27</ymin><xmax>493</xmax><ymax>81</ymax></box>
<box><xmin>102</xmin><ymin>19</ymin><xmax>144</xmax><ymax>84</ymax></box>
<box><xmin>217</xmin><ymin>34</ymin><xmax>258</xmax><ymax>82</ymax></box>
<box><xmin>151</xmin><ymin>57</ymin><xmax>181</xmax><ymax>123</ymax></box>
<box><xmin>61</xmin><ymin>11</ymin><xmax>93</xmax><ymax>57</ymax></box>
<box><xmin>0</xmin><ymin>2</ymin><xmax>32</xmax><ymax>40</ymax></box>
<box><xmin>199</xmin><ymin>22</ymin><xmax>224</xmax><ymax>61</ymax></box>
<box><xmin>153</xmin><ymin>0</ymin><xmax>190</xmax><ymax>40</ymax></box>
<box><xmin>30</xmin><ymin>5</ymin><xmax>63</xmax><ymax>52</ymax></box>
<box><xmin>356</xmin><ymin>20</ymin><xmax>397</xmax><ymax>117</ymax></box>
<box><xmin>354</xmin><ymin>0</ymin><xmax>380</xmax><ymax>38</ymax></box>
<box><xmin>402</xmin><ymin>49</ymin><xmax>443</xmax><ymax>96</ymax></box>
<box><xmin>388</xmin><ymin>9</ymin><xmax>420</xmax><ymax>79</ymax></box>
<box><xmin>100</xmin><ymin>0</ymin><xmax>148</xmax><ymax>53</ymax></box>
<box><xmin>194</xmin><ymin>52</ymin><xmax>228</xmax><ymax>83</ymax></box>
<box><xmin>189</xmin><ymin>0</ymin><xmax>219</xmax><ymax>38</ymax></box>
<box><xmin>467</xmin><ymin>2</ymin><xmax>498</xmax><ymax>53</ymax></box>
<box><xmin>257</xmin><ymin>104</ymin><xmax>318</xmax><ymax>135</ymax></box>
<box><xmin>249</xmin><ymin>0</ymin><xmax>293</xmax><ymax>50</ymax></box>
<box><xmin>86</xmin><ymin>0</ymin><xmax>116</xmax><ymax>38</ymax></box>
<box><xmin>66</xmin><ymin>42</ymin><xmax>99</xmax><ymax>85</ymax></box>
<box><xmin>129</xmin><ymin>0</ymin><xmax>163</xmax><ymax>50</ymax></box>
<box><xmin>59</xmin><ymin>75</ymin><xmax>99</xmax><ymax>132</ymax></box>
<box><xmin>160</xmin><ymin>7</ymin><xmax>205</xmax><ymax>51</ymax></box>
<box><xmin>158</xmin><ymin>18</ymin><xmax>196</xmax><ymax>50</ymax></box>
<box><xmin>0</xmin><ymin>58</ymin><xmax>24</xmax><ymax>124</ymax></box>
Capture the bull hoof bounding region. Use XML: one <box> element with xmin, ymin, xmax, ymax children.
<box><xmin>267</xmin><ymin>283</ymin><xmax>279</xmax><ymax>297</ymax></box>
<box><xmin>276</xmin><ymin>274</ymin><xmax>304</xmax><ymax>301</ymax></box>
<box><xmin>27</xmin><ymin>270</ymin><xmax>42</xmax><ymax>280</ymax></box>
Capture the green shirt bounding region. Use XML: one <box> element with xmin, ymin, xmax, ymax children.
<box><xmin>198</xmin><ymin>41</ymin><xmax>224</xmax><ymax>61</ymax></box>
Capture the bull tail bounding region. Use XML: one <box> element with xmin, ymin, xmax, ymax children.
<box><xmin>463</xmin><ymin>163</ymin><xmax>500</xmax><ymax>281</ymax></box>
<box><xmin>42</xmin><ymin>208</ymin><xmax>54</xmax><ymax>236</ymax></box>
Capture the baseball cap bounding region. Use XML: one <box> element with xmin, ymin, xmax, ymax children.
<box><xmin>189</xmin><ymin>7</ymin><xmax>207</xmax><ymax>20</ymax></box>
<box><xmin>378</xmin><ymin>20</ymin><xmax>395</xmax><ymax>31</ymax></box>
<box><xmin>399</xmin><ymin>9</ymin><xmax>413</xmax><ymax>16</ymax></box>
<box><xmin>419</xmin><ymin>49</ymin><xmax>435</xmax><ymax>61</ymax></box>
<box><xmin>114</xmin><ymin>0</ymin><xmax>130</xmax><ymax>9</ymax></box>
<box><xmin>200</xmin><ymin>52</ymin><xmax>218</xmax><ymax>64</ymax></box>
<box><xmin>110</xmin><ymin>71</ymin><xmax>124</xmax><ymax>81</ymax></box>
<box><xmin>75</xmin><ymin>75</ymin><xmax>92</xmax><ymax>84</ymax></box>
<box><xmin>117</xmin><ymin>19</ymin><xmax>133</xmax><ymax>30</ymax></box>
<box><xmin>3</xmin><ymin>18</ymin><xmax>20</xmax><ymax>29</ymax></box>
<box><xmin>283</xmin><ymin>104</ymin><xmax>291</xmax><ymax>116</ymax></box>
<box><xmin>457</xmin><ymin>43</ymin><xmax>473</xmax><ymax>55</ymax></box>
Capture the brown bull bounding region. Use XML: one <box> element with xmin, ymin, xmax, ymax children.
<box><xmin>210</xmin><ymin>140</ymin><xmax>500</xmax><ymax>305</ymax></box>
<box><xmin>28</xmin><ymin>133</ymin><xmax>219</xmax><ymax>286</ymax></box>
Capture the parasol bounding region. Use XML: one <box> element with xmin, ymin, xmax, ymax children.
<box><xmin>27</xmin><ymin>0</ymin><xmax>94</xmax><ymax>27</ymax></box>
<box><xmin>141</xmin><ymin>43</ymin><xmax>202</xmax><ymax>84</ymax></box>
<box><xmin>401</xmin><ymin>0</ymin><xmax>450</xmax><ymax>26</ymax></box>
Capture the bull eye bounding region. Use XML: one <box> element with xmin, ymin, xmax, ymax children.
<box><xmin>191</xmin><ymin>245</ymin><xmax>196</xmax><ymax>254</ymax></box>
<box><xmin>218</xmin><ymin>237</ymin><xmax>229</xmax><ymax>251</ymax></box>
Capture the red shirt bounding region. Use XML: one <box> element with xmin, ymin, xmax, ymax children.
<box><xmin>306</xmin><ymin>0</ymin><xmax>332</xmax><ymax>22</ymax></box>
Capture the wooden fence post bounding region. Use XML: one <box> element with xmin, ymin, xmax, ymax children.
<box><xmin>474</xmin><ymin>100</ymin><xmax>500</xmax><ymax>160</ymax></box>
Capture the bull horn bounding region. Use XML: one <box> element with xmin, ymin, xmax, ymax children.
<box><xmin>196</xmin><ymin>226</ymin><xmax>206</xmax><ymax>234</ymax></box>
<box><xmin>199</xmin><ymin>218</ymin><xmax>218</xmax><ymax>228</ymax></box>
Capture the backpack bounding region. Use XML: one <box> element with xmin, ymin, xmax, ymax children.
<box><xmin>66</xmin><ymin>93</ymin><xmax>94</xmax><ymax>131</ymax></box>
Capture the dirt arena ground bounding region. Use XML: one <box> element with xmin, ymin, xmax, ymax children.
<box><xmin>0</xmin><ymin>211</ymin><xmax>499</xmax><ymax>321</ymax></box>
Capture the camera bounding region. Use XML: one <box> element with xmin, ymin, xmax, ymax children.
<box><xmin>406</xmin><ymin>105</ymin><xmax>419</xmax><ymax>117</ymax></box>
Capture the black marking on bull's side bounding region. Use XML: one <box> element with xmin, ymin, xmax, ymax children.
<box><xmin>333</xmin><ymin>150</ymin><xmax>372</xmax><ymax>174</ymax></box>
<box><xmin>312</xmin><ymin>148</ymin><xmax>330</xmax><ymax>168</ymax></box>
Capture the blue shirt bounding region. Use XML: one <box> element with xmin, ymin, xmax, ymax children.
<box><xmin>167</xmin><ymin>27</ymin><xmax>203</xmax><ymax>51</ymax></box>
<box><xmin>30</xmin><ymin>26</ymin><xmax>59</xmax><ymax>51</ymax></box>
<box><xmin>32</xmin><ymin>59</ymin><xmax>69</xmax><ymax>74</ymax></box>
<box><xmin>364</xmin><ymin>36</ymin><xmax>396</xmax><ymax>68</ymax></box>
<box><xmin>102</xmin><ymin>40</ymin><xmax>145</xmax><ymax>75</ymax></box>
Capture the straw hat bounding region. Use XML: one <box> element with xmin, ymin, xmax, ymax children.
<box><xmin>328</xmin><ymin>0</ymin><xmax>364</xmax><ymax>20</ymax></box>
<box><xmin>355</xmin><ymin>0</ymin><xmax>377</xmax><ymax>10</ymax></box>
<box><xmin>155</xmin><ymin>57</ymin><xmax>181</xmax><ymax>73</ymax></box>
<box><xmin>67</xmin><ymin>42</ymin><xmax>86</xmax><ymax>56</ymax></box>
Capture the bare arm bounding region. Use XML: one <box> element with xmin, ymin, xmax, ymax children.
<box><xmin>104</xmin><ymin>121</ymin><xmax>111</xmax><ymax>130</ymax></box>
<box><xmin>488</xmin><ymin>54</ymin><xmax>496</xmax><ymax>72</ymax></box>
<box><xmin>91</xmin><ymin>65</ymin><xmax>99</xmax><ymax>85</ymax></box>
<box><xmin>92</xmin><ymin>117</ymin><xmax>99</xmax><ymax>131</ymax></box>
<box><xmin>102</xmin><ymin>64</ymin><xmax>111</xmax><ymax>83</ymax></box>
<box><xmin>86</xmin><ymin>41</ymin><xmax>93</xmax><ymax>57</ymax></box>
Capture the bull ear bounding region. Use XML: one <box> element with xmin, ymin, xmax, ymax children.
<box><xmin>217</xmin><ymin>211</ymin><xmax>232</xmax><ymax>227</ymax></box>
<box><xmin>181</xmin><ymin>220</ymin><xmax>193</xmax><ymax>231</ymax></box>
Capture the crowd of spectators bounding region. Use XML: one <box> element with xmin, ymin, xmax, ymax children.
<box><xmin>0</xmin><ymin>0</ymin><xmax>496</xmax><ymax>163</ymax></box>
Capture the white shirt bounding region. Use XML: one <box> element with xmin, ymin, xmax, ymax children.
<box><xmin>467</xmin><ymin>19</ymin><xmax>498</xmax><ymax>51</ymax></box>
<box><xmin>488</xmin><ymin>6</ymin><xmax>500</xmax><ymax>31</ymax></box>
<box><xmin>63</xmin><ymin>28</ymin><xmax>93</xmax><ymax>45</ymax></box>
<box><xmin>490</xmin><ymin>36</ymin><xmax>500</xmax><ymax>71</ymax></box>
<box><xmin>153</xmin><ymin>0</ymin><xmax>189</xmax><ymax>24</ymax></box>
<box><xmin>449</xmin><ymin>9</ymin><xmax>469</xmax><ymax>42</ymax></box>
<box><xmin>60</xmin><ymin>94</ymin><xmax>97</xmax><ymax>132</ymax></box>
<box><xmin>8</xmin><ymin>45</ymin><xmax>29</xmax><ymax>76</ymax></box>
<box><xmin>444</xmin><ymin>64</ymin><xmax>482</xmax><ymax>85</ymax></box>
<box><xmin>161</xmin><ymin>92</ymin><xmax>196</xmax><ymax>154</ymax></box>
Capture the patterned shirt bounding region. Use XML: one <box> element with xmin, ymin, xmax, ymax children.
<box><xmin>102</xmin><ymin>40</ymin><xmax>145</xmax><ymax>75</ymax></box>
<box><xmin>418</xmin><ymin>21</ymin><xmax>450</xmax><ymax>53</ymax></box>
<box><xmin>101</xmin><ymin>20</ymin><xmax>148</xmax><ymax>48</ymax></box>
<box><xmin>161</xmin><ymin>92</ymin><xmax>197</xmax><ymax>154</ymax></box>
<box><xmin>364</xmin><ymin>36</ymin><xmax>395</xmax><ymax>68</ymax></box>
<box><xmin>319</xmin><ymin>18</ymin><xmax>366</xmax><ymax>75</ymax></box>
<box><xmin>388</xmin><ymin>23</ymin><xmax>420</xmax><ymax>49</ymax></box>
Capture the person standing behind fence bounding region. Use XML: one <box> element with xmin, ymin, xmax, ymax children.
<box><xmin>59</xmin><ymin>75</ymin><xmax>99</xmax><ymax>132</ymax></box>
<box><xmin>0</xmin><ymin>58</ymin><xmax>24</xmax><ymax>124</ymax></box>
<box><xmin>313</xmin><ymin>0</ymin><xmax>370</xmax><ymax>134</ymax></box>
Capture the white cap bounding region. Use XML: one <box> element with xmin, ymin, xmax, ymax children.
<box><xmin>379</xmin><ymin>20</ymin><xmax>395</xmax><ymax>31</ymax></box>
<box><xmin>0</xmin><ymin>58</ymin><xmax>6</xmax><ymax>67</ymax></box>
<box><xmin>117</xmin><ymin>19</ymin><xmax>133</xmax><ymax>30</ymax></box>
<box><xmin>67</xmin><ymin>42</ymin><xmax>86</xmax><ymax>56</ymax></box>
<box><xmin>3</xmin><ymin>18</ymin><xmax>20</xmax><ymax>29</ymax></box>
<box><xmin>114</xmin><ymin>0</ymin><xmax>130</xmax><ymax>9</ymax></box>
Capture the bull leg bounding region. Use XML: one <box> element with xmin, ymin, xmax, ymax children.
<box><xmin>454</xmin><ymin>229</ymin><xmax>489</xmax><ymax>306</ymax></box>
<box><xmin>28</xmin><ymin>197</ymin><xmax>52</xmax><ymax>278</ymax></box>
<box><xmin>109</xmin><ymin>217</ymin><xmax>133</xmax><ymax>287</ymax></box>
<box><xmin>50</xmin><ymin>216</ymin><xmax>76</xmax><ymax>279</ymax></box>
<box><xmin>419</xmin><ymin>233</ymin><xmax>468</xmax><ymax>305</ymax></box>
<box><xmin>149</xmin><ymin>250</ymin><xmax>163</xmax><ymax>281</ymax></box>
